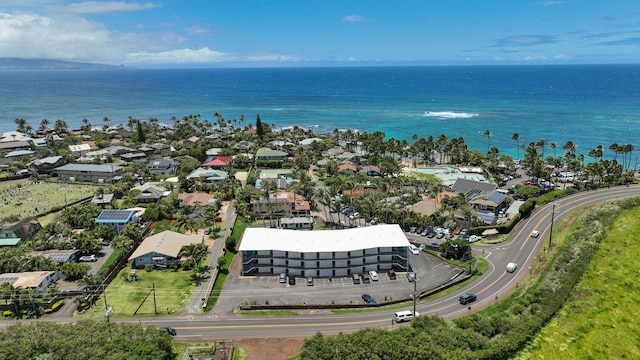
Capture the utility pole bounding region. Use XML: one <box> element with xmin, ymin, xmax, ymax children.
<box><xmin>412</xmin><ymin>276</ymin><xmax>418</xmax><ymax>316</ymax></box>
<box><xmin>549</xmin><ymin>203</ymin><xmax>556</xmax><ymax>249</ymax></box>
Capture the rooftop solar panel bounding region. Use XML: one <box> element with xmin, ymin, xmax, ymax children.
<box><xmin>96</xmin><ymin>209</ymin><xmax>135</xmax><ymax>222</ymax></box>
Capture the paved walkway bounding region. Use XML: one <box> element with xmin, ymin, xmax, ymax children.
<box><xmin>181</xmin><ymin>200</ymin><xmax>236</xmax><ymax>315</ymax></box>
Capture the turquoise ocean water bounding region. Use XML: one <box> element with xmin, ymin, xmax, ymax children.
<box><xmin>0</xmin><ymin>64</ymin><xmax>638</xmax><ymax>158</ymax></box>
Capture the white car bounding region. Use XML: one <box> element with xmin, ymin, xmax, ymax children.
<box><xmin>409</xmin><ymin>245</ymin><xmax>420</xmax><ymax>255</ymax></box>
<box><xmin>506</xmin><ymin>262</ymin><xmax>518</xmax><ymax>273</ymax></box>
<box><xmin>468</xmin><ymin>235</ymin><xmax>481</xmax><ymax>243</ymax></box>
<box><xmin>531</xmin><ymin>230</ymin><xmax>540</xmax><ymax>238</ymax></box>
<box><xmin>79</xmin><ymin>255</ymin><xmax>97</xmax><ymax>262</ymax></box>
<box><xmin>369</xmin><ymin>270</ymin><xmax>379</xmax><ymax>281</ymax></box>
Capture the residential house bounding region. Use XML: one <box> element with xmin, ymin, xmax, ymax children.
<box><xmin>0</xmin><ymin>140</ymin><xmax>32</xmax><ymax>154</ymax></box>
<box><xmin>95</xmin><ymin>209</ymin><xmax>137</xmax><ymax>235</ymax></box>
<box><xmin>186</xmin><ymin>167</ymin><xmax>229</xmax><ymax>185</ymax></box>
<box><xmin>177</xmin><ymin>193</ymin><xmax>217</xmax><ymax>208</ymax></box>
<box><xmin>338</xmin><ymin>163</ymin><xmax>358</xmax><ymax>174</ymax></box>
<box><xmin>132</xmin><ymin>183</ymin><xmax>170</xmax><ymax>204</ymax></box>
<box><xmin>278</xmin><ymin>216</ymin><xmax>314</xmax><ymax>229</ymax></box>
<box><xmin>181</xmin><ymin>136</ymin><xmax>200</xmax><ymax>146</ymax></box>
<box><xmin>468</xmin><ymin>191</ymin><xmax>508</xmax><ymax>214</ymax></box>
<box><xmin>202</xmin><ymin>156</ymin><xmax>233</xmax><ymax>170</ymax></box>
<box><xmin>233</xmin><ymin>140</ymin><xmax>255</xmax><ymax>153</ymax></box>
<box><xmin>0</xmin><ymin>271</ymin><xmax>61</xmax><ymax>294</ymax></box>
<box><xmin>127</xmin><ymin>230</ymin><xmax>204</xmax><ymax>268</ymax></box>
<box><xmin>322</xmin><ymin>147</ymin><xmax>344</xmax><ymax>158</ymax></box>
<box><xmin>0</xmin><ymin>131</ymin><xmax>32</xmax><ymax>143</ymax></box>
<box><xmin>119</xmin><ymin>151</ymin><xmax>147</xmax><ymax>162</ymax></box>
<box><xmin>0</xmin><ymin>217</ymin><xmax>42</xmax><ymax>247</ymax></box>
<box><xmin>150</xmin><ymin>143</ymin><xmax>172</xmax><ymax>156</ymax></box>
<box><xmin>250</xmin><ymin>191</ymin><xmax>310</xmax><ymax>218</ymax></box>
<box><xmin>255</xmin><ymin>147</ymin><xmax>287</xmax><ymax>162</ymax></box>
<box><xmin>32</xmin><ymin>249</ymin><xmax>80</xmax><ymax>264</ymax></box>
<box><xmin>361</xmin><ymin>165</ymin><xmax>381</xmax><ymax>177</ymax></box>
<box><xmin>69</xmin><ymin>144</ymin><xmax>92</xmax><ymax>158</ymax></box>
<box><xmin>92</xmin><ymin>193</ymin><xmax>114</xmax><ymax>207</ymax></box>
<box><xmin>205</xmin><ymin>148</ymin><xmax>223</xmax><ymax>157</ymax></box>
<box><xmin>255</xmin><ymin>177</ymin><xmax>292</xmax><ymax>190</ymax></box>
<box><xmin>30</xmin><ymin>156</ymin><xmax>65</xmax><ymax>174</ymax></box>
<box><xmin>54</xmin><ymin>163</ymin><xmax>123</xmax><ymax>182</ymax></box>
<box><xmin>146</xmin><ymin>159</ymin><xmax>179</xmax><ymax>176</ymax></box>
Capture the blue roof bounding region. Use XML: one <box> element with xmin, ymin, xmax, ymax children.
<box><xmin>96</xmin><ymin>209</ymin><xmax>135</xmax><ymax>223</ymax></box>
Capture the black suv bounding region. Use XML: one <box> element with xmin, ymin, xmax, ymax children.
<box><xmin>387</xmin><ymin>269</ymin><xmax>397</xmax><ymax>280</ymax></box>
<box><xmin>459</xmin><ymin>293</ymin><xmax>477</xmax><ymax>305</ymax></box>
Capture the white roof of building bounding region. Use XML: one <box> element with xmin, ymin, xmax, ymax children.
<box><xmin>239</xmin><ymin>224</ymin><xmax>410</xmax><ymax>253</ymax></box>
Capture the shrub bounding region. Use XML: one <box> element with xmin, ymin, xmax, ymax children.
<box><xmin>144</xmin><ymin>264</ymin><xmax>154</xmax><ymax>272</ymax></box>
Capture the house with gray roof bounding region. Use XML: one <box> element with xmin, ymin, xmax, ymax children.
<box><xmin>146</xmin><ymin>159</ymin><xmax>179</xmax><ymax>176</ymax></box>
<box><xmin>54</xmin><ymin>163</ymin><xmax>123</xmax><ymax>182</ymax></box>
<box><xmin>128</xmin><ymin>230</ymin><xmax>204</xmax><ymax>268</ymax></box>
<box><xmin>30</xmin><ymin>156</ymin><xmax>65</xmax><ymax>174</ymax></box>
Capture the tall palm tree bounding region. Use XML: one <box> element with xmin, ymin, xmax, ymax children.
<box><xmin>483</xmin><ymin>130</ymin><xmax>492</xmax><ymax>155</ymax></box>
<box><xmin>511</xmin><ymin>133</ymin><xmax>520</xmax><ymax>160</ymax></box>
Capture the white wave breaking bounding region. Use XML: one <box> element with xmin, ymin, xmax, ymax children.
<box><xmin>424</xmin><ymin>111</ymin><xmax>479</xmax><ymax>119</ymax></box>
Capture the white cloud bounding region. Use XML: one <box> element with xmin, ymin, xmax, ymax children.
<box><xmin>50</xmin><ymin>1</ymin><xmax>158</xmax><ymax>14</ymax></box>
<box><xmin>127</xmin><ymin>47</ymin><xmax>231</xmax><ymax>63</ymax></box>
<box><xmin>342</xmin><ymin>15</ymin><xmax>369</xmax><ymax>22</ymax></box>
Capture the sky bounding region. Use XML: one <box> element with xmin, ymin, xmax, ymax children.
<box><xmin>1</xmin><ymin>0</ymin><xmax>640</xmax><ymax>68</ymax></box>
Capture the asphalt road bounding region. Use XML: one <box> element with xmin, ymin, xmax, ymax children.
<box><xmin>3</xmin><ymin>186</ymin><xmax>640</xmax><ymax>341</ymax></box>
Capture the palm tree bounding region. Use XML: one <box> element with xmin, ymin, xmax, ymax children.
<box><xmin>483</xmin><ymin>130</ymin><xmax>492</xmax><ymax>155</ymax></box>
<box><xmin>179</xmin><ymin>243</ymin><xmax>208</xmax><ymax>269</ymax></box>
<box><xmin>511</xmin><ymin>133</ymin><xmax>520</xmax><ymax>160</ymax></box>
<box><xmin>39</xmin><ymin>118</ymin><xmax>50</xmax><ymax>132</ymax></box>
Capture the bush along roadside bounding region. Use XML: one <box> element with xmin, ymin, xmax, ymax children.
<box><xmin>298</xmin><ymin>196</ymin><xmax>640</xmax><ymax>360</ymax></box>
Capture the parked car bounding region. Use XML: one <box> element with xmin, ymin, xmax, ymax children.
<box><xmin>79</xmin><ymin>255</ymin><xmax>97</xmax><ymax>262</ymax></box>
<box><xmin>453</xmin><ymin>226</ymin><xmax>462</xmax><ymax>235</ymax></box>
<box><xmin>387</xmin><ymin>269</ymin><xmax>397</xmax><ymax>280</ymax></box>
<box><xmin>468</xmin><ymin>235</ymin><xmax>481</xmax><ymax>243</ymax></box>
<box><xmin>459</xmin><ymin>293</ymin><xmax>477</xmax><ymax>305</ymax></box>
<box><xmin>406</xmin><ymin>272</ymin><xmax>416</xmax><ymax>282</ymax></box>
<box><xmin>289</xmin><ymin>276</ymin><xmax>296</xmax><ymax>285</ymax></box>
<box><xmin>203</xmin><ymin>227</ymin><xmax>211</xmax><ymax>235</ymax></box>
<box><xmin>426</xmin><ymin>231</ymin><xmax>436</xmax><ymax>238</ymax></box>
<box><xmin>306</xmin><ymin>277</ymin><xmax>314</xmax><ymax>286</ymax></box>
<box><xmin>352</xmin><ymin>273</ymin><xmax>361</xmax><ymax>284</ymax></box>
<box><xmin>279</xmin><ymin>273</ymin><xmax>286</xmax><ymax>283</ymax></box>
<box><xmin>369</xmin><ymin>270</ymin><xmax>379</xmax><ymax>281</ymax></box>
<box><xmin>409</xmin><ymin>239</ymin><xmax>421</xmax><ymax>247</ymax></box>
<box><xmin>362</xmin><ymin>273</ymin><xmax>371</xmax><ymax>283</ymax></box>
<box><xmin>161</xmin><ymin>327</ymin><xmax>177</xmax><ymax>336</ymax></box>
<box><xmin>531</xmin><ymin>230</ymin><xmax>540</xmax><ymax>238</ymax></box>
<box><xmin>362</xmin><ymin>294</ymin><xmax>375</xmax><ymax>304</ymax></box>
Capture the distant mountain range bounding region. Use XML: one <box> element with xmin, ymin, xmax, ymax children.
<box><xmin>0</xmin><ymin>58</ymin><xmax>124</xmax><ymax>70</ymax></box>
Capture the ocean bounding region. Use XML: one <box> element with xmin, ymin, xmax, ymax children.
<box><xmin>1</xmin><ymin>64</ymin><xmax>638</xmax><ymax>159</ymax></box>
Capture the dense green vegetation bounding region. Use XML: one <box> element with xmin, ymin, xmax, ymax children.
<box><xmin>298</xmin><ymin>196</ymin><xmax>640</xmax><ymax>359</ymax></box>
<box><xmin>516</xmin><ymin>206</ymin><xmax>640</xmax><ymax>359</ymax></box>
<box><xmin>0</xmin><ymin>320</ymin><xmax>176</xmax><ymax>360</ymax></box>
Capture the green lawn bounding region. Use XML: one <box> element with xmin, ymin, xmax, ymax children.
<box><xmin>517</xmin><ymin>207</ymin><xmax>640</xmax><ymax>359</ymax></box>
<box><xmin>0</xmin><ymin>179</ymin><xmax>99</xmax><ymax>222</ymax></box>
<box><xmin>77</xmin><ymin>266</ymin><xmax>197</xmax><ymax>319</ymax></box>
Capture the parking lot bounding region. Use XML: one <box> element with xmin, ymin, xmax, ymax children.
<box><xmin>214</xmin><ymin>248</ymin><xmax>463</xmax><ymax>313</ymax></box>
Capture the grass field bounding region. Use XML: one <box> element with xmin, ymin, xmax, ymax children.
<box><xmin>0</xmin><ymin>179</ymin><xmax>99</xmax><ymax>222</ymax></box>
<box><xmin>517</xmin><ymin>206</ymin><xmax>640</xmax><ymax>359</ymax></box>
<box><xmin>77</xmin><ymin>266</ymin><xmax>197</xmax><ymax>319</ymax></box>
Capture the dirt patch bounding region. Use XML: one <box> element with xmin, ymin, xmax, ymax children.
<box><xmin>234</xmin><ymin>337</ymin><xmax>305</xmax><ymax>360</ymax></box>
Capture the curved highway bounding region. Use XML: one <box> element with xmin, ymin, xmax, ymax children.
<box><xmin>4</xmin><ymin>186</ymin><xmax>640</xmax><ymax>341</ymax></box>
